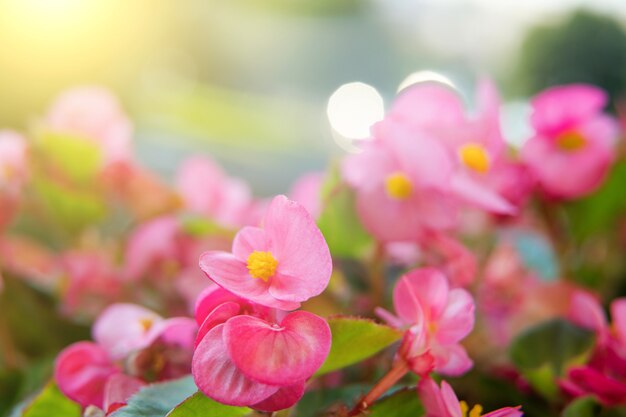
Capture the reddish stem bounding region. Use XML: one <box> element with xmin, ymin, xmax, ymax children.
<box><xmin>348</xmin><ymin>359</ymin><xmax>410</xmax><ymax>416</ymax></box>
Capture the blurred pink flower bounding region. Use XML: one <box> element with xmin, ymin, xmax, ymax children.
<box><xmin>522</xmin><ymin>84</ymin><xmax>618</xmax><ymax>199</ymax></box>
<box><xmin>342</xmin><ymin>121</ymin><xmax>458</xmax><ymax>242</ymax></box>
<box><xmin>102</xmin><ymin>374</ymin><xmax>145</xmax><ymax>415</ymax></box>
<box><xmin>376</xmin><ymin>268</ymin><xmax>475</xmax><ymax>376</ymax></box>
<box><xmin>54</xmin><ymin>341</ymin><xmax>120</xmax><ymax>409</ymax></box>
<box><xmin>199</xmin><ymin>195</ymin><xmax>332</xmax><ymax>310</ymax></box>
<box><xmin>386</xmin><ymin>80</ymin><xmax>517</xmax><ymax>215</ymax></box>
<box><xmin>418</xmin><ymin>378</ymin><xmax>522</xmax><ymax>417</ymax></box>
<box><xmin>192</xmin><ymin>286</ymin><xmax>330</xmax><ymax>411</ymax></box>
<box><xmin>0</xmin><ymin>131</ymin><xmax>28</xmax><ymax>229</ymax></box>
<box><xmin>44</xmin><ymin>86</ymin><xmax>133</xmax><ymax>164</ymax></box>
<box><xmin>176</xmin><ymin>156</ymin><xmax>254</xmax><ymax>228</ymax></box>
<box><xmin>288</xmin><ymin>171</ymin><xmax>325</xmax><ymax>219</ymax></box>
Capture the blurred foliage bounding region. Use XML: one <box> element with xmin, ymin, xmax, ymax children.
<box><xmin>16</xmin><ymin>383</ymin><xmax>80</xmax><ymax>417</ymax></box>
<box><xmin>110</xmin><ymin>376</ymin><xmax>197</xmax><ymax>417</ymax></box>
<box><xmin>517</xmin><ymin>10</ymin><xmax>626</xmax><ymax>104</ymax></box>
<box><xmin>167</xmin><ymin>392</ymin><xmax>250</xmax><ymax>417</ymax></box>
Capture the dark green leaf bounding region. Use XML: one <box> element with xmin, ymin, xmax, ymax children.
<box><xmin>368</xmin><ymin>388</ymin><xmax>424</xmax><ymax>417</ymax></box>
<box><xmin>563</xmin><ymin>396</ymin><xmax>600</xmax><ymax>417</ymax></box>
<box><xmin>111</xmin><ymin>376</ymin><xmax>197</xmax><ymax>417</ymax></box>
<box><xmin>316</xmin><ymin>317</ymin><xmax>402</xmax><ymax>376</ymax></box>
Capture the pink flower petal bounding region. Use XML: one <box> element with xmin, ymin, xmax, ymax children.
<box><xmin>232</xmin><ymin>226</ymin><xmax>272</xmax><ymax>262</ymax></box>
<box><xmin>393</xmin><ymin>273</ymin><xmax>424</xmax><ymax>326</ymax></box>
<box><xmin>264</xmin><ymin>196</ymin><xmax>332</xmax><ymax>302</ymax></box>
<box><xmin>195</xmin><ymin>301</ymin><xmax>241</xmax><ymax>348</ymax></box>
<box><xmin>450</xmin><ymin>174</ymin><xmax>516</xmax><ymax>215</ymax></box>
<box><xmin>93</xmin><ymin>304</ymin><xmax>162</xmax><ymax>360</ymax></box>
<box><xmin>194</xmin><ymin>285</ymin><xmax>243</xmax><ymax>326</ymax></box>
<box><xmin>432</xmin><ymin>343</ymin><xmax>473</xmax><ymax>376</ymax></box>
<box><xmin>146</xmin><ymin>317</ymin><xmax>197</xmax><ymax>350</ymax></box>
<box><xmin>418</xmin><ymin>378</ymin><xmax>457</xmax><ymax>417</ymax></box>
<box><xmin>103</xmin><ymin>374</ymin><xmax>145</xmax><ymax>414</ymax></box>
<box><xmin>54</xmin><ymin>342</ymin><xmax>119</xmax><ymax>408</ymax></box>
<box><xmin>223</xmin><ymin>311</ymin><xmax>331</xmax><ymax>386</ymax></box>
<box><xmin>611</xmin><ymin>298</ymin><xmax>626</xmax><ymax>346</ymax></box>
<box><xmin>403</xmin><ymin>268</ymin><xmax>450</xmax><ymax>321</ymax></box>
<box><xmin>192</xmin><ymin>324</ymin><xmax>279</xmax><ymax>406</ymax></box>
<box><xmin>483</xmin><ymin>407</ymin><xmax>523</xmax><ymax>417</ymax></box>
<box><xmin>440</xmin><ymin>381</ymin><xmax>463</xmax><ymax>417</ymax></box>
<box><xmin>435</xmin><ymin>289</ymin><xmax>475</xmax><ymax>345</ymax></box>
<box><xmin>251</xmin><ymin>382</ymin><xmax>306</xmax><ymax>412</ymax></box>
<box><xmin>569</xmin><ymin>290</ymin><xmax>607</xmax><ymax>333</ymax></box>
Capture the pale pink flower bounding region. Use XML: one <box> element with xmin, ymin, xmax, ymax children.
<box><xmin>386</xmin><ymin>80</ymin><xmax>517</xmax><ymax>215</ymax></box>
<box><xmin>192</xmin><ymin>287</ymin><xmax>331</xmax><ymax>411</ymax></box>
<box><xmin>199</xmin><ymin>195</ymin><xmax>332</xmax><ymax>310</ymax></box>
<box><xmin>419</xmin><ymin>378</ymin><xmax>523</xmax><ymax>417</ymax></box>
<box><xmin>103</xmin><ymin>374</ymin><xmax>145</xmax><ymax>415</ymax></box>
<box><xmin>54</xmin><ymin>342</ymin><xmax>120</xmax><ymax>409</ymax></box>
<box><xmin>376</xmin><ymin>268</ymin><xmax>475</xmax><ymax>376</ymax></box>
<box><xmin>521</xmin><ymin>84</ymin><xmax>618</xmax><ymax>199</ymax></box>
<box><xmin>288</xmin><ymin>172</ymin><xmax>325</xmax><ymax>219</ymax></box>
<box><xmin>44</xmin><ymin>86</ymin><xmax>133</xmax><ymax>164</ymax></box>
<box><xmin>176</xmin><ymin>156</ymin><xmax>253</xmax><ymax>228</ymax></box>
<box><xmin>0</xmin><ymin>131</ymin><xmax>28</xmax><ymax>193</ymax></box>
<box><xmin>342</xmin><ymin>121</ymin><xmax>458</xmax><ymax>242</ymax></box>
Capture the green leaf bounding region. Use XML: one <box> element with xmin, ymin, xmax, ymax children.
<box><xmin>563</xmin><ymin>396</ymin><xmax>600</xmax><ymax>417</ymax></box>
<box><xmin>368</xmin><ymin>388</ymin><xmax>424</xmax><ymax>417</ymax></box>
<box><xmin>111</xmin><ymin>376</ymin><xmax>197</xmax><ymax>417</ymax></box>
<box><xmin>20</xmin><ymin>382</ymin><xmax>80</xmax><ymax>417</ymax></box>
<box><xmin>37</xmin><ymin>132</ymin><xmax>102</xmax><ymax>185</ymax></box>
<box><xmin>166</xmin><ymin>392</ymin><xmax>250</xmax><ymax>417</ymax></box>
<box><xmin>317</xmin><ymin>174</ymin><xmax>372</xmax><ymax>258</ymax></box>
<box><xmin>510</xmin><ymin>319</ymin><xmax>595</xmax><ymax>400</ymax></box>
<box><xmin>296</xmin><ymin>384</ymin><xmax>370</xmax><ymax>417</ymax></box>
<box><xmin>316</xmin><ymin>317</ymin><xmax>402</xmax><ymax>376</ymax></box>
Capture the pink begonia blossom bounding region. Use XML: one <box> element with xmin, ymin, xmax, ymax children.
<box><xmin>522</xmin><ymin>84</ymin><xmax>618</xmax><ymax>199</ymax></box>
<box><xmin>44</xmin><ymin>86</ymin><xmax>133</xmax><ymax>164</ymax></box>
<box><xmin>385</xmin><ymin>80</ymin><xmax>518</xmax><ymax>215</ymax></box>
<box><xmin>93</xmin><ymin>303</ymin><xmax>196</xmax><ymax>362</ymax></box>
<box><xmin>199</xmin><ymin>195</ymin><xmax>332</xmax><ymax>310</ymax></box>
<box><xmin>103</xmin><ymin>374</ymin><xmax>145</xmax><ymax>415</ymax></box>
<box><xmin>376</xmin><ymin>268</ymin><xmax>475</xmax><ymax>376</ymax></box>
<box><xmin>176</xmin><ymin>156</ymin><xmax>254</xmax><ymax>228</ymax></box>
<box><xmin>54</xmin><ymin>342</ymin><xmax>120</xmax><ymax>409</ymax></box>
<box><xmin>288</xmin><ymin>172</ymin><xmax>325</xmax><ymax>219</ymax></box>
<box><xmin>419</xmin><ymin>378</ymin><xmax>522</xmax><ymax>417</ymax></box>
<box><xmin>342</xmin><ymin>121</ymin><xmax>458</xmax><ymax>242</ymax></box>
<box><xmin>0</xmin><ymin>131</ymin><xmax>28</xmax><ymax>230</ymax></box>
<box><xmin>192</xmin><ymin>286</ymin><xmax>331</xmax><ymax>411</ymax></box>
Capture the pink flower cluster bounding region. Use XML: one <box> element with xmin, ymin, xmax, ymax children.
<box><xmin>193</xmin><ymin>195</ymin><xmax>333</xmax><ymax>411</ymax></box>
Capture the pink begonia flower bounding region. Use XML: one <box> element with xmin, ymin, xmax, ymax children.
<box><xmin>93</xmin><ymin>303</ymin><xmax>196</xmax><ymax>362</ymax></box>
<box><xmin>192</xmin><ymin>286</ymin><xmax>331</xmax><ymax>411</ymax></box>
<box><xmin>418</xmin><ymin>378</ymin><xmax>522</xmax><ymax>417</ymax></box>
<box><xmin>176</xmin><ymin>156</ymin><xmax>254</xmax><ymax>228</ymax></box>
<box><xmin>521</xmin><ymin>84</ymin><xmax>618</xmax><ymax>199</ymax></box>
<box><xmin>386</xmin><ymin>80</ymin><xmax>517</xmax><ymax>215</ymax></box>
<box><xmin>54</xmin><ymin>342</ymin><xmax>120</xmax><ymax>409</ymax></box>
<box><xmin>288</xmin><ymin>172</ymin><xmax>325</xmax><ymax>219</ymax></box>
<box><xmin>44</xmin><ymin>86</ymin><xmax>133</xmax><ymax>164</ymax></box>
<box><xmin>199</xmin><ymin>195</ymin><xmax>332</xmax><ymax>310</ymax></box>
<box><xmin>342</xmin><ymin>121</ymin><xmax>458</xmax><ymax>242</ymax></box>
<box><xmin>376</xmin><ymin>268</ymin><xmax>475</xmax><ymax>376</ymax></box>
<box><xmin>0</xmin><ymin>131</ymin><xmax>28</xmax><ymax>230</ymax></box>
<box><xmin>60</xmin><ymin>251</ymin><xmax>123</xmax><ymax>318</ymax></box>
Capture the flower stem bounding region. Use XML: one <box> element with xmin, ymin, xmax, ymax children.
<box><xmin>348</xmin><ymin>359</ymin><xmax>409</xmax><ymax>416</ymax></box>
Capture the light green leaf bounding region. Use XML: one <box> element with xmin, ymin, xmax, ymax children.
<box><xmin>20</xmin><ymin>382</ymin><xmax>80</xmax><ymax>417</ymax></box>
<box><xmin>316</xmin><ymin>317</ymin><xmax>402</xmax><ymax>376</ymax></box>
<box><xmin>111</xmin><ymin>376</ymin><xmax>197</xmax><ymax>417</ymax></box>
<box><xmin>167</xmin><ymin>392</ymin><xmax>250</xmax><ymax>417</ymax></box>
<box><xmin>562</xmin><ymin>396</ymin><xmax>600</xmax><ymax>417</ymax></box>
<box><xmin>368</xmin><ymin>388</ymin><xmax>424</xmax><ymax>417</ymax></box>
<box><xmin>37</xmin><ymin>132</ymin><xmax>102</xmax><ymax>185</ymax></box>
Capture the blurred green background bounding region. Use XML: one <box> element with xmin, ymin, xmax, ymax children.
<box><xmin>1</xmin><ymin>0</ymin><xmax>626</xmax><ymax>194</ymax></box>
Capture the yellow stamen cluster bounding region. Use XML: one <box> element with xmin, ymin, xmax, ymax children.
<box><xmin>458</xmin><ymin>143</ymin><xmax>490</xmax><ymax>174</ymax></box>
<box><xmin>139</xmin><ymin>318</ymin><xmax>154</xmax><ymax>332</ymax></box>
<box><xmin>246</xmin><ymin>250</ymin><xmax>278</xmax><ymax>282</ymax></box>
<box><xmin>385</xmin><ymin>172</ymin><xmax>413</xmax><ymax>200</ymax></box>
<box><xmin>460</xmin><ymin>400</ymin><xmax>483</xmax><ymax>417</ymax></box>
<box><xmin>556</xmin><ymin>131</ymin><xmax>586</xmax><ymax>152</ymax></box>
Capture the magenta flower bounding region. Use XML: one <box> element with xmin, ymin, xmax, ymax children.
<box><xmin>385</xmin><ymin>80</ymin><xmax>517</xmax><ymax>215</ymax></box>
<box><xmin>288</xmin><ymin>171</ymin><xmax>324</xmax><ymax>219</ymax></box>
<box><xmin>54</xmin><ymin>342</ymin><xmax>120</xmax><ymax>409</ymax></box>
<box><xmin>176</xmin><ymin>156</ymin><xmax>254</xmax><ymax>228</ymax></box>
<box><xmin>376</xmin><ymin>268</ymin><xmax>475</xmax><ymax>376</ymax></box>
<box><xmin>192</xmin><ymin>286</ymin><xmax>331</xmax><ymax>411</ymax></box>
<box><xmin>342</xmin><ymin>121</ymin><xmax>458</xmax><ymax>242</ymax></box>
<box><xmin>44</xmin><ymin>86</ymin><xmax>133</xmax><ymax>164</ymax></box>
<box><xmin>418</xmin><ymin>378</ymin><xmax>523</xmax><ymax>417</ymax></box>
<box><xmin>521</xmin><ymin>84</ymin><xmax>618</xmax><ymax>199</ymax></box>
<box><xmin>199</xmin><ymin>195</ymin><xmax>332</xmax><ymax>310</ymax></box>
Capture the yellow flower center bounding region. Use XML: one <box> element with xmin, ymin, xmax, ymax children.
<box><xmin>556</xmin><ymin>131</ymin><xmax>586</xmax><ymax>152</ymax></box>
<box><xmin>139</xmin><ymin>318</ymin><xmax>154</xmax><ymax>332</ymax></box>
<box><xmin>458</xmin><ymin>143</ymin><xmax>490</xmax><ymax>174</ymax></box>
<box><xmin>246</xmin><ymin>251</ymin><xmax>278</xmax><ymax>282</ymax></box>
<box><xmin>385</xmin><ymin>172</ymin><xmax>413</xmax><ymax>200</ymax></box>
<box><xmin>460</xmin><ymin>401</ymin><xmax>483</xmax><ymax>417</ymax></box>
